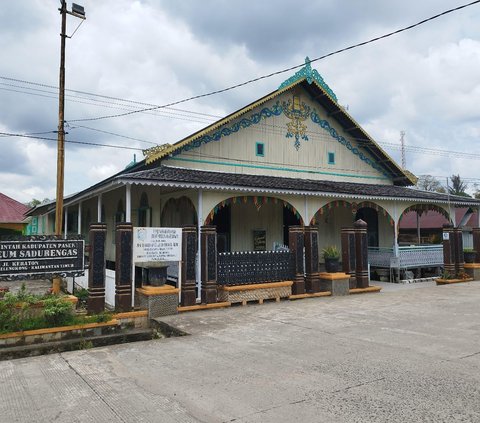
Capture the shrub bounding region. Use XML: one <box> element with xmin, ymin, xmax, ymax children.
<box><xmin>42</xmin><ymin>297</ymin><xmax>74</xmax><ymax>326</ymax></box>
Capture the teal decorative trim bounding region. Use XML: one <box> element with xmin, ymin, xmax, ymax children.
<box><xmin>283</xmin><ymin>98</ymin><xmax>310</xmax><ymax>150</ymax></box>
<box><xmin>168</xmin><ymin>156</ymin><xmax>389</xmax><ymax>181</ymax></box>
<box><xmin>175</xmin><ymin>102</ymin><xmax>283</xmax><ymax>156</ymax></box>
<box><xmin>310</xmin><ymin>109</ymin><xmax>389</xmax><ymax>178</ymax></box>
<box><xmin>278</xmin><ymin>57</ymin><xmax>338</xmax><ymax>102</ymax></box>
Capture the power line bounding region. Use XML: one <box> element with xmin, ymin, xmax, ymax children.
<box><xmin>67</xmin><ymin>124</ymin><xmax>157</xmax><ymax>145</ymax></box>
<box><xmin>61</xmin><ymin>0</ymin><xmax>480</xmax><ymax>123</ymax></box>
<box><xmin>0</xmin><ymin>77</ymin><xmax>221</xmax><ymax>119</ymax></box>
<box><xmin>0</xmin><ymin>131</ymin><xmax>143</xmax><ymax>151</ymax></box>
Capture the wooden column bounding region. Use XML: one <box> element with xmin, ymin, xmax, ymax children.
<box><xmin>288</xmin><ymin>226</ymin><xmax>305</xmax><ymax>295</ymax></box>
<box><xmin>453</xmin><ymin>227</ymin><xmax>464</xmax><ymax>276</ymax></box>
<box><xmin>87</xmin><ymin>223</ymin><xmax>106</xmax><ymax>314</ymax></box>
<box><xmin>200</xmin><ymin>225</ymin><xmax>217</xmax><ymax>304</ymax></box>
<box><xmin>304</xmin><ymin>226</ymin><xmax>320</xmax><ymax>293</ymax></box>
<box><xmin>473</xmin><ymin>227</ymin><xmax>480</xmax><ymax>263</ymax></box>
<box><xmin>341</xmin><ymin>227</ymin><xmax>356</xmax><ymax>289</ymax></box>
<box><xmin>442</xmin><ymin>224</ymin><xmax>455</xmax><ymax>277</ymax></box>
<box><xmin>115</xmin><ymin>223</ymin><xmax>132</xmax><ymax>312</ymax></box>
<box><xmin>181</xmin><ymin>225</ymin><xmax>197</xmax><ymax>306</ymax></box>
<box><xmin>354</xmin><ymin>219</ymin><xmax>369</xmax><ymax>288</ymax></box>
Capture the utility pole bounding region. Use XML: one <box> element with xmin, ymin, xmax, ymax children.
<box><xmin>53</xmin><ymin>1</ymin><xmax>85</xmax><ymax>293</ymax></box>
<box><xmin>55</xmin><ymin>0</ymin><xmax>67</xmax><ymax>240</ymax></box>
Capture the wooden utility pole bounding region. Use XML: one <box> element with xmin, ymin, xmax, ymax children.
<box><xmin>53</xmin><ymin>1</ymin><xmax>85</xmax><ymax>293</ymax></box>
<box><xmin>52</xmin><ymin>1</ymin><xmax>68</xmax><ymax>294</ymax></box>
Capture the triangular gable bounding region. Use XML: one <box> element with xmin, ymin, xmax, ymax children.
<box><xmin>144</xmin><ymin>58</ymin><xmax>416</xmax><ymax>186</ymax></box>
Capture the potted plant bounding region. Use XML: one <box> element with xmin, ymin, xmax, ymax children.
<box><xmin>463</xmin><ymin>248</ymin><xmax>477</xmax><ymax>264</ymax></box>
<box><xmin>322</xmin><ymin>245</ymin><xmax>340</xmax><ymax>273</ymax></box>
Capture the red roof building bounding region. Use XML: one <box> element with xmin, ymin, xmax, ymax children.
<box><xmin>0</xmin><ymin>193</ymin><xmax>29</xmax><ymax>235</ymax></box>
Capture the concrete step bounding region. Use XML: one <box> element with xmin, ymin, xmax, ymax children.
<box><xmin>0</xmin><ymin>328</ymin><xmax>154</xmax><ymax>361</ymax></box>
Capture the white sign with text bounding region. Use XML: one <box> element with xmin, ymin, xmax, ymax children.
<box><xmin>133</xmin><ymin>227</ymin><xmax>182</xmax><ymax>262</ymax></box>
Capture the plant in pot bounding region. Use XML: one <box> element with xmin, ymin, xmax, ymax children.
<box><xmin>322</xmin><ymin>245</ymin><xmax>340</xmax><ymax>273</ymax></box>
<box><xmin>463</xmin><ymin>248</ymin><xmax>477</xmax><ymax>264</ymax></box>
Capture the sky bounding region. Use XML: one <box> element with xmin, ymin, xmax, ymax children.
<box><xmin>1</xmin><ymin>0</ymin><xmax>480</xmax><ymax>203</ymax></box>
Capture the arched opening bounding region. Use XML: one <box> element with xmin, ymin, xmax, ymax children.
<box><xmin>161</xmin><ymin>196</ymin><xmax>198</xmax><ymax>227</ymax></box>
<box><xmin>398</xmin><ymin>204</ymin><xmax>451</xmax><ymax>245</ymax></box>
<box><xmin>205</xmin><ymin>196</ymin><xmax>303</xmax><ymax>252</ymax></box>
<box><xmin>355</xmin><ymin>207</ymin><xmax>379</xmax><ymax>247</ymax></box>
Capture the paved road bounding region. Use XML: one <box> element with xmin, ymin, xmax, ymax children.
<box><xmin>1</xmin><ymin>282</ymin><xmax>480</xmax><ymax>422</ymax></box>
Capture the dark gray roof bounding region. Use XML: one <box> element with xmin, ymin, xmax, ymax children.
<box><xmin>121</xmin><ymin>166</ymin><xmax>480</xmax><ymax>205</ymax></box>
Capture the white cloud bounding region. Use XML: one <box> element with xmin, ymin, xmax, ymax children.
<box><xmin>1</xmin><ymin>0</ymin><xmax>480</xmax><ymax>203</ymax></box>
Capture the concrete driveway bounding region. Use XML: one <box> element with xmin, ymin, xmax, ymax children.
<box><xmin>1</xmin><ymin>282</ymin><xmax>480</xmax><ymax>422</ymax></box>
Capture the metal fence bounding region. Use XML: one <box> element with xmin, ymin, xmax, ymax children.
<box><xmin>217</xmin><ymin>250</ymin><xmax>295</xmax><ymax>285</ymax></box>
<box><xmin>368</xmin><ymin>245</ymin><xmax>444</xmax><ymax>270</ymax></box>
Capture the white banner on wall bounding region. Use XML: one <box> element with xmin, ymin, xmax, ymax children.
<box><xmin>133</xmin><ymin>227</ymin><xmax>182</xmax><ymax>262</ymax></box>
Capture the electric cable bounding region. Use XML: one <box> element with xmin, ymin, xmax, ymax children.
<box><xmin>61</xmin><ymin>0</ymin><xmax>480</xmax><ymax>123</ymax></box>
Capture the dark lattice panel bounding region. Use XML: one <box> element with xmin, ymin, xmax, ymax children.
<box><xmin>217</xmin><ymin>250</ymin><xmax>295</xmax><ymax>285</ymax></box>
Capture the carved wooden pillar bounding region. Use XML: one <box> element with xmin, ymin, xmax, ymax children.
<box><xmin>87</xmin><ymin>223</ymin><xmax>106</xmax><ymax>314</ymax></box>
<box><xmin>288</xmin><ymin>225</ymin><xmax>305</xmax><ymax>295</ymax></box>
<box><xmin>442</xmin><ymin>224</ymin><xmax>455</xmax><ymax>277</ymax></box>
<box><xmin>201</xmin><ymin>225</ymin><xmax>217</xmax><ymax>304</ymax></box>
<box><xmin>453</xmin><ymin>227</ymin><xmax>464</xmax><ymax>276</ymax></box>
<box><xmin>115</xmin><ymin>223</ymin><xmax>132</xmax><ymax>312</ymax></box>
<box><xmin>341</xmin><ymin>227</ymin><xmax>356</xmax><ymax>289</ymax></box>
<box><xmin>354</xmin><ymin>219</ymin><xmax>369</xmax><ymax>288</ymax></box>
<box><xmin>181</xmin><ymin>225</ymin><xmax>197</xmax><ymax>307</ymax></box>
<box><xmin>473</xmin><ymin>227</ymin><xmax>480</xmax><ymax>263</ymax></box>
<box><xmin>304</xmin><ymin>226</ymin><xmax>320</xmax><ymax>293</ymax></box>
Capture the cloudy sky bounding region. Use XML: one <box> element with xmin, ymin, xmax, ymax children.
<box><xmin>1</xmin><ymin>0</ymin><xmax>480</xmax><ymax>203</ymax></box>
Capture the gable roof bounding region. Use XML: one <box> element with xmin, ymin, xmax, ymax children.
<box><xmin>144</xmin><ymin>58</ymin><xmax>416</xmax><ymax>186</ymax></box>
<box><xmin>0</xmin><ymin>193</ymin><xmax>28</xmax><ymax>223</ymax></box>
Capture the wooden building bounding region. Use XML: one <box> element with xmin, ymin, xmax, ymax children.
<box><xmin>28</xmin><ymin>58</ymin><xmax>480</xmax><ymax>281</ymax></box>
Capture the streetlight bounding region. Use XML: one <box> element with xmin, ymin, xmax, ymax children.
<box><xmin>53</xmin><ymin>1</ymin><xmax>86</xmax><ymax>293</ymax></box>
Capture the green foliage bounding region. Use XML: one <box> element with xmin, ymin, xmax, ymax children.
<box><xmin>322</xmin><ymin>245</ymin><xmax>340</xmax><ymax>260</ymax></box>
<box><xmin>448</xmin><ymin>174</ymin><xmax>471</xmax><ymax>197</ymax></box>
<box><xmin>91</xmin><ymin>311</ymin><xmax>112</xmax><ymax>323</ymax></box>
<box><xmin>0</xmin><ymin>284</ymin><xmax>112</xmax><ymax>334</ymax></box>
<box><xmin>75</xmin><ymin>288</ymin><xmax>89</xmax><ymax>308</ymax></box>
<box><xmin>42</xmin><ymin>297</ymin><xmax>74</xmax><ymax>326</ymax></box>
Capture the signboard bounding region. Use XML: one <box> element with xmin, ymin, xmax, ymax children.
<box><xmin>0</xmin><ymin>236</ymin><xmax>85</xmax><ymax>281</ymax></box>
<box><xmin>253</xmin><ymin>230</ymin><xmax>266</xmax><ymax>251</ymax></box>
<box><xmin>133</xmin><ymin>227</ymin><xmax>182</xmax><ymax>263</ymax></box>
<box><xmin>443</xmin><ymin>232</ymin><xmax>450</xmax><ymax>241</ymax></box>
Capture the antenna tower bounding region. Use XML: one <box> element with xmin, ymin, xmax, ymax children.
<box><xmin>400</xmin><ymin>130</ymin><xmax>406</xmax><ymax>169</ymax></box>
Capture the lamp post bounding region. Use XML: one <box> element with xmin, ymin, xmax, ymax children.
<box><xmin>53</xmin><ymin>1</ymin><xmax>86</xmax><ymax>293</ymax></box>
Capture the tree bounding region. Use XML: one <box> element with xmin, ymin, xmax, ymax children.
<box><xmin>26</xmin><ymin>198</ymin><xmax>51</xmax><ymax>208</ymax></box>
<box><xmin>448</xmin><ymin>174</ymin><xmax>470</xmax><ymax>197</ymax></box>
<box><xmin>415</xmin><ymin>175</ymin><xmax>445</xmax><ymax>193</ymax></box>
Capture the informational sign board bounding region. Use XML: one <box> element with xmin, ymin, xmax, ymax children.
<box><xmin>443</xmin><ymin>232</ymin><xmax>450</xmax><ymax>240</ymax></box>
<box><xmin>253</xmin><ymin>230</ymin><xmax>266</xmax><ymax>251</ymax></box>
<box><xmin>133</xmin><ymin>227</ymin><xmax>182</xmax><ymax>263</ymax></box>
<box><xmin>0</xmin><ymin>236</ymin><xmax>85</xmax><ymax>281</ymax></box>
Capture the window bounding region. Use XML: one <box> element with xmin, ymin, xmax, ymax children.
<box><xmin>328</xmin><ymin>152</ymin><xmax>335</xmax><ymax>165</ymax></box>
<box><xmin>256</xmin><ymin>142</ymin><xmax>264</xmax><ymax>157</ymax></box>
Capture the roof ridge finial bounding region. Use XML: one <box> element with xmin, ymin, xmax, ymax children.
<box><xmin>278</xmin><ymin>56</ymin><xmax>338</xmax><ymax>102</ymax></box>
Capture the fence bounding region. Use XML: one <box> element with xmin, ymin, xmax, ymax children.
<box><xmin>368</xmin><ymin>245</ymin><xmax>444</xmax><ymax>270</ymax></box>
<box><xmin>217</xmin><ymin>250</ymin><xmax>295</xmax><ymax>285</ymax></box>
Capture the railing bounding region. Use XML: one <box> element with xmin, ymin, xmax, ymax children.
<box><xmin>217</xmin><ymin>250</ymin><xmax>295</xmax><ymax>285</ymax></box>
<box><xmin>368</xmin><ymin>245</ymin><xmax>443</xmax><ymax>269</ymax></box>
